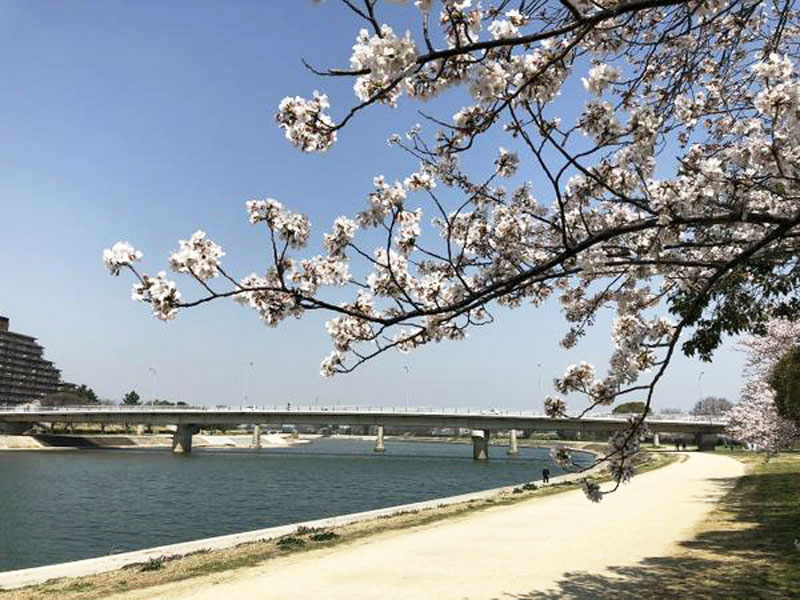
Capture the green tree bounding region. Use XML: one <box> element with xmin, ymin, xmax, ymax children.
<box><xmin>122</xmin><ymin>390</ymin><xmax>141</xmax><ymax>405</ymax></box>
<box><xmin>770</xmin><ymin>347</ymin><xmax>800</xmax><ymax>426</ymax></box>
<box><xmin>612</xmin><ymin>402</ymin><xmax>649</xmax><ymax>415</ymax></box>
<box><xmin>60</xmin><ymin>383</ymin><xmax>98</xmax><ymax>404</ymax></box>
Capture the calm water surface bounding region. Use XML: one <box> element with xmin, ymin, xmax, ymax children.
<box><xmin>0</xmin><ymin>439</ymin><xmax>592</xmax><ymax>571</ymax></box>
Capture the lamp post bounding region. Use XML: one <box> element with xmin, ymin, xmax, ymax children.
<box><xmin>698</xmin><ymin>371</ymin><xmax>705</xmax><ymax>407</ymax></box>
<box><xmin>242</xmin><ymin>361</ymin><xmax>254</xmax><ymax>405</ymax></box>
<box><xmin>148</xmin><ymin>367</ymin><xmax>158</xmax><ymax>404</ymax></box>
<box><xmin>403</xmin><ymin>365</ymin><xmax>411</xmax><ymax>411</ymax></box>
<box><xmin>536</xmin><ymin>363</ymin><xmax>543</xmax><ymax>399</ymax></box>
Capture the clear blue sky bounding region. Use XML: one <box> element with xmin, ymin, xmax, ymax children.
<box><xmin>0</xmin><ymin>1</ymin><xmax>744</xmax><ymax>411</ymax></box>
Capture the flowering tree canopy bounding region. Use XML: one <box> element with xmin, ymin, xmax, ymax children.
<box><xmin>105</xmin><ymin>0</ymin><xmax>800</xmax><ymax>498</ymax></box>
<box><xmin>728</xmin><ymin>319</ymin><xmax>800</xmax><ymax>454</ymax></box>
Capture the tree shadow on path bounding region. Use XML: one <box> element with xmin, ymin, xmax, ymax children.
<box><xmin>502</xmin><ymin>457</ymin><xmax>800</xmax><ymax>599</ymax></box>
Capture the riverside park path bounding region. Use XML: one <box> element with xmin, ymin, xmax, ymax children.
<box><xmin>109</xmin><ymin>452</ymin><xmax>744</xmax><ymax>600</ymax></box>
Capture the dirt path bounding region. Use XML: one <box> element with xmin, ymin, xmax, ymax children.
<box><xmin>109</xmin><ymin>452</ymin><xmax>743</xmax><ymax>600</ymax></box>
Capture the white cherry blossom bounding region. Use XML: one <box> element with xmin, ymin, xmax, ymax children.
<box><xmin>102</xmin><ymin>242</ymin><xmax>142</xmax><ymax>276</ymax></box>
<box><xmin>494</xmin><ymin>147</ymin><xmax>519</xmax><ymax>177</ymax></box>
<box><xmin>169</xmin><ymin>230</ymin><xmax>224</xmax><ymax>281</ymax></box>
<box><xmin>276</xmin><ymin>91</ymin><xmax>336</xmax><ymax>152</ymax></box>
<box><xmin>581</xmin><ymin>63</ymin><xmax>619</xmax><ymax>95</ymax></box>
<box><xmin>131</xmin><ymin>272</ymin><xmax>181</xmax><ymax>321</ymax></box>
<box><xmin>351</xmin><ymin>25</ymin><xmax>418</xmax><ymax>106</ymax></box>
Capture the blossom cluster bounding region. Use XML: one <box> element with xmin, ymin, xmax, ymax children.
<box><xmin>323</xmin><ymin>217</ymin><xmax>358</xmax><ymax>257</ymax></box>
<box><xmin>275</xmin><ymin>92</ymin><xmax>336</xmax><ymax>153</ymax></box>
<box><xmin>131</xmin><ymin>271</ymin><xmax>181</xmax><ymax>321</ymax></box>
<box><xmin>544</xmin><ymin>395</ymin><xmax>567</xmax><ymax>418</ymax></box>
<box><xmin>580</xmin><ymin>479</ymin><xmax>603</xmax><ymax>503</ymax></box>
<box><xmin>234</xmin><ymin>271</ymin><xmax>299</xmax><ymax>327</ymax></box>
<box><xmin>247</xmin><ymin>199</ymin><xmax>310</xmax><ymax>249</ymax></box>
<box><xmin>494</xmin><ymin>147</ymin><xmax>519</xmax><ymax>178</ymax></box>
<box><xmin>169</xmin><ymin>230</ymin><xmax>224</xmax><ymax>281</ymax></box>
<box><xmin>102</xmin><ymin>242</ymin><xmax>142</xmax><ymax>276</ymax></box>
<box><xmin>358</xmin><ymin>176</ymin><xmax>407</xmax><ymax>227</ymax></box>
<box><xmin>549</xmin><ymin>444</ymin><xmax>573</xmax><ymax>469</ymax></box>
<box><xmin>581</xmin><ymin>63</ymin><xmax>619</xmax><ymax>95</ymax></box>
<box><xmin>350</xmin><ymin>25</ymin><xmax>418</xmax><ymax>106</ymax></box>
<box><xmin>487</xmin><ymin>10</ymin><xmax>527</xmax><ymax>40</ymax></box>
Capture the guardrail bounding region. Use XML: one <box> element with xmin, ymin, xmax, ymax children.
<box><xmin>0</xmin><ymin>404</ymin><xmax>728</xmax><ymax>425</ymax></box>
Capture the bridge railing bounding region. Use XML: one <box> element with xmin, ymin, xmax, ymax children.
<box><xmin>0</xmin><ymin>403</ymin><xmax>728</xmax><ymax>425</ymax></box>
<box><xmin>0</xmin><ymin>404</ymin><xmax>548</xmax><ymax>416</ymax></box>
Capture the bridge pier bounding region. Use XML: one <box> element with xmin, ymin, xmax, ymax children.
<box><xmin>251</xmin><ymin>425</ymin><xmax>261</xmax><ymax>449</ymax></box>
<box><xmin>695</xmin><ymin>432</ymin><xmax>718</xmax><ymax>451</ymax></box>
<box><xmin>507</xmin><ymin>429</ymin><xmax>519</xmax><ymax>456</ymax></box>
<box><xmin>136</xmin><ymin>424</ymin><xmax>146</xmax><ymax>436</ymax></box>
<box><xmin>652</xmin><ymin>433</ymin><xmax>660</xmax><ymax>447</ymax></box>
<box><xmin>471</xmin><ymin>429</ymin><xmax>489</xmax><ymax>460</ymax></box>
<box><xmin>172</xmin><ymin>424</ymin><xmax>199</xmax><ymax>454</ymax></box>
<box><xmin>374</xmin><ymin>425</ymin><xmax>385</xmax><ymax>453</ymax></box>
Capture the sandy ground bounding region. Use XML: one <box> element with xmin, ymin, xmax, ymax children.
<box><xmin>105</xmin><ymin>452</ymin><xmax>743</xmax><ymax>600</ymax></box>
<box><xmin>0</xmin><ymin>435</ymin><xmax>45</xmax><ymax>449</ymax></box>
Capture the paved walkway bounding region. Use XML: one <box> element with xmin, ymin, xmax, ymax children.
<box><xmin>108</xmin><ymin>452</ymin><xmax>744</xmax><ymax>600</ymax></box>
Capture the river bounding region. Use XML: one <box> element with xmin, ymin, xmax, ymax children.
<box><xmin>0</xmin><ymin>438</ymin><xmax>593</xmax><ymax>572</ymax></box>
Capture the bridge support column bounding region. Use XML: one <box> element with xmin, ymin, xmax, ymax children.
<box><xmin>695</xmin><ymin>432</ymin><xmax>718</xmax><ymax>451</ymax></box>
<box><xmin>251</xmin><ymin>425</ymin><xmax>261</xmax><ymax>449</ymax></box>
<box><xmin>136</xmin><ymin>425</ymin><xmax>146</xmax><ymax>436</ymax></box>
<box><xmin>652</xmin><ymin>433</ymin><xmax>660</xmax><ymax>447</ymax></box>
<box><xmin>471</xmin><ymin>429</ymin><xmax>489</xmax><ymax>460</ymax></box>
<box><xmin>172</xmin><ymin>424</ymin><xmax>199</xmax><ymax>454</ymax></box>
<box><xmin>374</xmin><ymin>425</ymin><xmax>385</xmax><ymax>453</ymax></box>
<box><xmin>507</xmin><ymin>429</ymin><xmax>519</xmax><ymax>456</ymax></box>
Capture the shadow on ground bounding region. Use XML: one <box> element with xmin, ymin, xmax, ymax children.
<box><xmin>502</xmin><ymin>455</ymin><xmax>800</xmax><ymax>599</ymax></box>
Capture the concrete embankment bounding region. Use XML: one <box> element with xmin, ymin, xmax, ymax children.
<box><xmin>0</xmin><ymin>433</ymin><xmax>303</xmax><ymax>451</ymax></box>
<box><xmin>0</xmin><ymin>452</ymin><xmax>604</xmax><ymax>591</ymax></box>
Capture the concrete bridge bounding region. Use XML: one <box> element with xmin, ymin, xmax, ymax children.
<box><xmin>0</xmin><ymin>405</ymin><xmax>726</xmax><ymax>457</ymax></box>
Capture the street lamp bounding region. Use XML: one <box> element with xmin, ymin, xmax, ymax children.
<box><xmin>403</xmin><ymin>365</ymin><xmax>411</xmax><ymax>411</ymax></box>
<box><xmin>242</xmin><ymin>361</ymin><xmax>254</xmax><ymax>405</ymax></box>
<box><xmin>536</xmin><ymin>363</ymin><xmax>543</xmax><ymax>398</ymax></box>
<box><xmin>148</xmin><ymin>367</ymin><xmax>158</xmax><ymax>404</ymax></box>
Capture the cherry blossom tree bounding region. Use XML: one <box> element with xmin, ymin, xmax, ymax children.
<box><xmin>104</xmin><ymin>0</ymin><xmax>800</xmax><ymax>500</ymax></box>
<box><xmin>728</xmin><ymin>319</ymin><xmax>800</xmax><ymax>455</ymax></box>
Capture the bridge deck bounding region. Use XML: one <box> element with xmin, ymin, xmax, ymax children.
<box><xmin>0</xmin><ymin>406</ymin><xmax>726</xmax><ymax>434</ymax></box>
